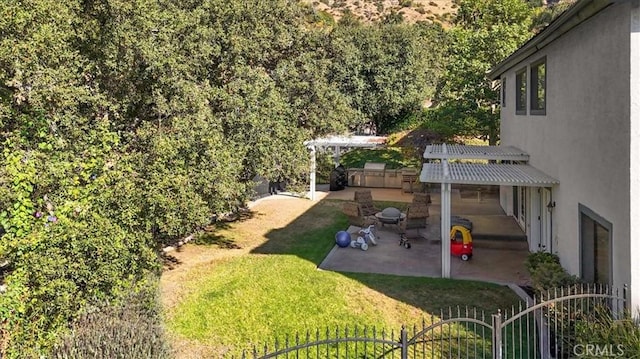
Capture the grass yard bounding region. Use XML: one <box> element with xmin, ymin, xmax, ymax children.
<box><xmin>161</xmin><ymin>197</ymin><xmax>521</xmax><ymax>358</ymax></box>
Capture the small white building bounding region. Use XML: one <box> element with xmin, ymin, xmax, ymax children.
<box><xmin>488</xmin><ymin>0</ymin><xmax>640</xmax><ymax>307</ymax></box>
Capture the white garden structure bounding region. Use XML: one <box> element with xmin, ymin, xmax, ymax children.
<box><xmin>420</xmin><ymin>144</ymin><xmax>559</xmax><ymax>278</ymax></box>
<box><xmin>304</xmin><ymin>135</ymin><xmax>387</xmax><ymax>200</ymax></box>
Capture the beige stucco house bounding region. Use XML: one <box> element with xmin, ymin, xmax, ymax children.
<box><xmin>488</xmin><ymin>0</ymin><xmax>640</xmax><ymax>307</ymax></box>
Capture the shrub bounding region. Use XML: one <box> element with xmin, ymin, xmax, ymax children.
<box><xmin>314</xmin><ymin>10</ymin><xmax>336</xmax><ymax>26</ymax></box>
<box><xmin>51</xmin><ymin>283</ymin><xmax>171</xmax><ymax>359</ymax></box>
<box><xmin>0</xmin><ymin>215</ymin><xmax>159</xmax><ymax>358</ymax></box>
<box><xmin>574</xmin><ymin>305</ymin><xmax>640</xmax><ymax>359</ymax></box>
<box><xmin>530</xmin><ymin>261</ymin><xmax>580</xmax><ymax>294</ymax></box>
<box><xmin>525</xmin><ymin>251</ymin><xmax>561</xmax><ymax>273</ymax></box>
<box><xmin>525</xmin><ymin>251</ymin><xmax>581</xmax><ymax>294</ymax></box>
<box><xmin>315</xmin><ymin>152</ymin><xmax>336</xmax><ymax>184</ymax></box>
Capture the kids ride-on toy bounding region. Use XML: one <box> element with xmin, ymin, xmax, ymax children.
<box><xmin>350</xmin><ymin>236</ymin><xmax>369</xmax><ymax>250</ymax></box>
<box><xmin>350</xmin><ymin>224</ymin><xmax>378</xmax><ymax>251</ymax></box>
<box><xmin>399</xmin><ymin>234</ymin><xmax>411</xmax><ymax>249</ymax></box>
<box><xmin>359</xmin><ymin>225</ymin><xmax>377</xmax><ymax>246</ymax></box>
<box><xmin>450</xmin><ymin>225</ymin><xmax>473</xmax><ymax>261</ymax></box>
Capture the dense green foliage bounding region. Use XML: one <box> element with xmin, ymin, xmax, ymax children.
<box><xmin>524</xmin><ymin>250</ymin><xmax>561</xmax><ymax>273</ymax></box>
<box><xmin>525</xmin><ymin>252</ymin><xmax>580</xmax><ymax>293</ymax></box>
<box><xmin>423</xmin><ymin>0</ymin><xmax>573</xmax><ymax>144</ymax></box>
<box><xmin>328</xmin><ymin>20</ymin><xmax>448</xmax><ymax>133</ymax></box>
<box><xmin>429</xmin><ymin>0</ymin><xmax>535</xmax><ymax>145</ymax></box>
<box><xmin>0</xmin><ymin>0</ymin><xmax>446</xmax><ymax>356</ymax></box>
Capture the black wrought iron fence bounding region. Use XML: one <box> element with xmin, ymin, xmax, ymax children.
<box><xmin>524</xmin><ymin>284</ymin><xmax>628</xmax><ymax>359</ymax></box>
<box><xmin>231</xmin><ymin>284</ymin><xmax>628</xmax><ymax>359</ymax></box>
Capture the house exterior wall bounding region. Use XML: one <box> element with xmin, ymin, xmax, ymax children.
<box><xmin>499</xmin><ymin>3</ymin><xmax>633</xmax><ymax>295</ymax></box>
<box><xmin>499</xmin><ymin>185</ymin><xmax>513</xmax><ymax>216</ymax></box>
<box><xmin>629</xmin><ymin>1</ymin><xmax>640</xmax><ymax>308</ymax></box>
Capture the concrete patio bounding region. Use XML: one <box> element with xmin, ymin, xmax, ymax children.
<box><xmin>317</xmin><ymin>185</ymin><xmax>532</xmax><ymax>285</ymax></box>
<box><xmin>324</xmin><ymin>185</ymin><xmax>527</xmax><ymax>243</ymax></box>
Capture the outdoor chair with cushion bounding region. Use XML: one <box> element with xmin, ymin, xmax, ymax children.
<box><xmin>343</xmin><ymin>202</ymin><xmax>377</xmax><ymax>228</ymax></box>
<box><xmin>412</xmin><ymin>192</ymin><xmax>432</xmax><ymax>206</ymax></box>
<box><xmin>402</xmin><ymin>203</ymin><xmax>430</xmax><ymax>238</ymax></box>
<box><xmin>353</xmin><ymin>190</ymin><xmax>379</xmax><ymax>216</ymax></box>
<box><xmin>342</xmin><ymin>190</ymin><xmax>380</xmax><ymax>228</ymax></box>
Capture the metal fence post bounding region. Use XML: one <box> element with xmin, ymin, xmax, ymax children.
<box><xmin>492</xmin><ymin>311</ymin><xmax>502</xmax><ymax>359</ymax></box>
<box><xmin>400</xmin><ymin>326</ymin><xmax>408</xmax><ymax>359</ymax></box>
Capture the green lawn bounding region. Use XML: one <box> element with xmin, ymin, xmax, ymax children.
<box><xmin>165</xmin><ymin>200</ymin><xmax>521</xmax><ymax>356</ymax></box>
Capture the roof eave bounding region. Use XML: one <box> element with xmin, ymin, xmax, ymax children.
<box><xmin>419</xmin><ymin>163</ymin><xmax>559</xmax><ymax>187</ymax></box>
<box><xmin>488</xmin><ymin>0</ymin><xmax>615</xmax><ymax>80</ymax></box>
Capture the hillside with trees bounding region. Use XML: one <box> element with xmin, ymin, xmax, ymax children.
<box><xmin>300</xmin><ymin>0</ymin><xmax>575</xmax><ymax>25</ymax></box>
<box><xmin>0</xmin><ymin>0</ymin><xmax>575</xmax><ymax>357</ymax></box>
<box><xmin>300</xmin><ymin>0</ymin><xmax>458</xmax><ymax>25</ymax></box>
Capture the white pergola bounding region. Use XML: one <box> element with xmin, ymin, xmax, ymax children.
<box><xmin>420</xmin><ymin>144</ymin><xmax>559</xmax><ymax>278</ymax></box>
<box><xmin>304</xmin><ymin>135</ymin><xmax>387</xmax><ymax>200</ymax></box>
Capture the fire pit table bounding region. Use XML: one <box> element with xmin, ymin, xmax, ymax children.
<box><xmin>375</xmin><ymin>207</ymin><xmax>406</xmax><ymax>232</ymax></box>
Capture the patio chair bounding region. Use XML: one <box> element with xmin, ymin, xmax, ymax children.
<box><xmin>402</xmin><ymin>203</ymin><xmax>429</xmax><ymax>238</ymax></box>
<box><xmin>412</xmin><ymin>192</ymin><xmax>432</xmax><ymax>206</ymax></box>
<box><xmin>353</xmin><ymin>190</ymin><xmax>379</xmax><ymax>216</ymax></box>
<box><xmin>342</xmin><ymin>202</ymin><xmax>377</xmax><ymax>227</ymax></box>
<box><xmin>342</xmin><ymin>190</ymin><xmax>379</xmax><ymax>227</ymax></box>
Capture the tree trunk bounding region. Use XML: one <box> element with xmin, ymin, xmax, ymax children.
<box><xmin>488</xmin><ymin>125</ymin><xmax>499</xmax><ymax>146</ymax></box>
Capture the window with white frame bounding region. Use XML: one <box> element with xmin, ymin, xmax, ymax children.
<box><xmin>530</xmin><ymin>57</ymin><xmax>546</xmax><ymax>115</ymax></box>
<box><xmin>515</xmin><ymin>68</ymin><xmax>527</xmax><ymax>115</ymax></box>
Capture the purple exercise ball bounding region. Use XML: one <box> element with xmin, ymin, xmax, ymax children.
<box><xmin>335</xmin><ymin>231</ymin><xmax>351</xmax><ymax>248</ymax></box>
